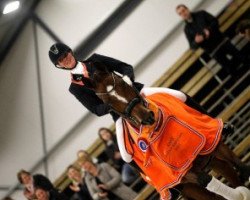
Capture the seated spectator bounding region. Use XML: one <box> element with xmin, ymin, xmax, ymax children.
<box><xmin>98</xmin><ymin>127</ymin><xmax>138</xmax><ymax>185</ymax></box>
<box><xmin>77</xmin><ymin>153</ymin><xmax>137</xmax><ymax>200</ymax></box>
<box><xmin>35</xmin><ymin>187</ymin><xmax>68</xmax><ymax>200</ymax></box>
<box><xmin>77</xmin><ymin>150</ymin><xmax>98</xmax><ymax>164</ymax></box>
<box><xmin>67</xmin><ymin>165</ymin><xmax>93</xmax><ymax>200</ymax></box>
<box><xmin>35</xmin><ymin>187</ymin><xmax>49</xmax><ymax>200</ymax></box>
<box><xmin>17</xmin><ymin>170</ymin><xmax>61</xmax><ymax>200</ymax></box>
<box><xmin>236</xmin><ymin>19</ymin><xmax>250</xmax><ymax>40</ymax></box>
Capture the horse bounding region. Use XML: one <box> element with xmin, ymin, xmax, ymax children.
<box><xmin>82</xmin><ymin>63</ymin><xmax>250</xmax><ymax>200</ymax></box>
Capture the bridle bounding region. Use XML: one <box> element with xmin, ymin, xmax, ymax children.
<box><xmin>95</xmin><ymin>72</ymin><xmax>146</xmax><ymax>125</ymax></box>
<box><xmin>95</xmin><ymin>72</ymin><xmax>116</xmax><ymax>96</ymax></box>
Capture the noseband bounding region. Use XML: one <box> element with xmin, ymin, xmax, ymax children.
<box><xmin>124</xmin><ymin>97</ymin><xmax>142</xmax><ymax>117</ymax></box>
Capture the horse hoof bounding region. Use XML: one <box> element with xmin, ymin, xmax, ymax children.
<box><xmin>235</xmin><ymin>187</ymin><xmax>250</xmax><ymax>200</ymax></box>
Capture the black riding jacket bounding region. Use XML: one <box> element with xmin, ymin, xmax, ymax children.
<box><xmin>69</xmin><ymin>53</ymin><xmax>143</xmax><ymax>121</ymax></box>
<box><xmin>184</xmin><ymin>10</ymin><xmax>224</xmax><ymax>53</ymax></box>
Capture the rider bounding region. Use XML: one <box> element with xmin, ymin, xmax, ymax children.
<box><xmin>48</xmin><ymin>42</ymin><xmax>144</xmax><ymax>122</ymax></box>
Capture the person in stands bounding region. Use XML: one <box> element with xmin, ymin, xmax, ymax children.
<box><xmin>77</xmin><ymin>153</ymin><xmax>137</xmax><ymax>200</ymax></box>
<box><xmin>98</xmin><ymin>127</ymin><xmax>138</xmax><ymax>185</ymax></box>
<box><xmin>176</xmin><ymin>4</ymin><xmax>247</xmax><ymax>75</ymax></box>
<box><xmin>67</xmin><ymin>165</ymin><xmax>92</xmax><ymax>200</ymax></box>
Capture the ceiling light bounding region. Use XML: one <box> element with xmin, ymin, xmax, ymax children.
<box><xmin>3</xmin><ymin>1</ymin><xmax>20</xmax><ymax>15</ymax></box>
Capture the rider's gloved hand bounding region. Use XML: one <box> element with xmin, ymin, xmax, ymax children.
<box><xmin>114</xmin><ymin>71</ymin><xmax>132</xmax><ymax>86</ymax></box>
<box><xmin>223</xmin><ymin>122</ymin><xmax>235</xmax><ymax>136</ymax></box>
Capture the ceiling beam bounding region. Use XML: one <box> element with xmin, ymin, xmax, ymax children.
<box><xmin>74</xmin><ymin>0</ymin><xmax>143</xmax><ymax>59</ymax></box>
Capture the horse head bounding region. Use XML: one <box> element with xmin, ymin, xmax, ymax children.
<box><xmin>84</xmin><ymin>62</ymin><xmax>155</xmax><ymax>127</ymax></box>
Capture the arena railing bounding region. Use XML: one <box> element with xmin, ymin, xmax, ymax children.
<box><xmin>153</xmin><ymin>0</ymin><xmax>249</xmax><ymax>88</ymax></box>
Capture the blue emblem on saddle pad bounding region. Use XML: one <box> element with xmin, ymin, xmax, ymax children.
<box><xmin>138</xmin><ymin>139</ymin><xmax>148</xmax><ymax>152</ymax></box>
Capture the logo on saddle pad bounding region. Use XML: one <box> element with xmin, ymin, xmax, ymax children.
<box><xmin>138</xmin><ymin>139</ymin><xmax>148</xmax><ymax>152</ymax></box>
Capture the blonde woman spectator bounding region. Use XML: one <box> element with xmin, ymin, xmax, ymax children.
<box><xmin>77</xmin><ymin>150</ymin><xmax>98</xmax><ymax>164</ymax></box>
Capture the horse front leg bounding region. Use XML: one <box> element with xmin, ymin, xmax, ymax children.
<box><xmin>213</xmin><ymin>141</ymin><xmax>250</xmax><ymax>183</ymax></box>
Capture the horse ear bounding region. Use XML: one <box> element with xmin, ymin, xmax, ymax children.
<box><xmin>82</xmin><ymin>77</ymin><xmax>96</xmax><ymax>89</ymax></box>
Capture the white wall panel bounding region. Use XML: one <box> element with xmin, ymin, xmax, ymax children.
<box><xmin>36</xmin><ymin>25</ymin><xmax>87</xmax><ymax>150</ymax></box>
<box><xmin>94</xmin><ymin>0</ymin><xmax>202</xmax><ymax>65</ymax></box>
<box><xmin>36</xmin><ymin>0</ymin><xmax>125</xmax><ymax>48</ymax></box>
<box><xmin>0</xmin><ymin>22</ymin><xmax>43</xmax><ymax>193</ymax></box>
<box><xmin>47</xmin><ymin>114</ymin><xmax>113</xmax><ymax>181</ymax></box>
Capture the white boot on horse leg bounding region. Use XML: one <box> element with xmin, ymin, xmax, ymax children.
<box><xmin>235</xmin><ymin>187</ymin><xmax>250</xmax><ymax>200</ymax></box>
<box><xmin>206</xmin><ymin>177</ymin><xmax>250</xmax><ymax>200</ymax></box>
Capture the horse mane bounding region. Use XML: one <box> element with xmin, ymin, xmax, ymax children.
<box><xmin>81</xmin><ymin>62</ymin><xmax>109</xmax><ymax>89</ymax></box>
<box><xmin>81</xmin><ymin>76</ymin><xmax>95</xmax><ymax>89</ymax></box>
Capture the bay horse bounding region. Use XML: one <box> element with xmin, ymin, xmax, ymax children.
<box><xmin>83</xmin><ymin>63</ymin><xmax>250</xmax><ymax>200</ymax></box>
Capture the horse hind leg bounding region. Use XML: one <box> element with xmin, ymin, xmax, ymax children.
<box><xmin>214</xmin><ymin>142</ymin><xmax>250</xmax><ymax>183</ymax></box>
<box><xmin>180</xmin><ymin>183</ymin><xmax>227</xmax><ymax>200</ymax></box>
<box><xmin>206</xmin><ymin>176</ymin><xmax>250</xmax><ymax>200</ymax></box>
<box><xmin>210</xmin><ymin>157</ymin><xmax>242</xmax><ymax>187</ymax></box>
<box><xmin>183</xmin><ymin>170</ymin><xmax>250</xmax><ymax>200</ymax></box>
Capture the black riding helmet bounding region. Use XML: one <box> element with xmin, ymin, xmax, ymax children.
<box><xmin>48</xmin><ymin>43</ymin><xmax>73</xmax><ymax>69</ymax></box>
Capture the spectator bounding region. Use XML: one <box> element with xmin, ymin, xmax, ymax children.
<box><xmin>48</xmin><ymin>43</ymin><xmax>143</xmax><ymax>122</ymax></box>
<box><xmin>176</xmin><ymin>4</ymin><xmax>247</xmax><ymax>75</ymax></box>
<box><xmin>35</xmin><ymin>188</ymin><xmax>49</xmax><ymax>200</ymax></box>
<box><xmin>17</xmin><ymin>170</ymin><xmax>58</xmax><ymax>200</ymax></box>
<box><xmin>236</xmin><ymin>19</ymin><xmax>250</xmax><ymax>40</ymax></box>
<box><xmin>98</xmin><ymin>127</ymin><xmax>138</xmax><ymax>185</ymax></box>
<box><xmin>77</xmin><ymin>150</ymin><xmax>98</xmax><ymax>164</ymax></box>
<box><xmin>67</xmin><ymin>165</ymin><xmax>92</xmax><ymax>200</ymax></box>
<box><xmin>35</xmin><ymin>187</ymin><xmax>68</xmax><ymax>200</ymax></box>
<box><xmin>77</xmin><ymin>153</ymin><xmax>137</xmax><ymax>200</ymax></box>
